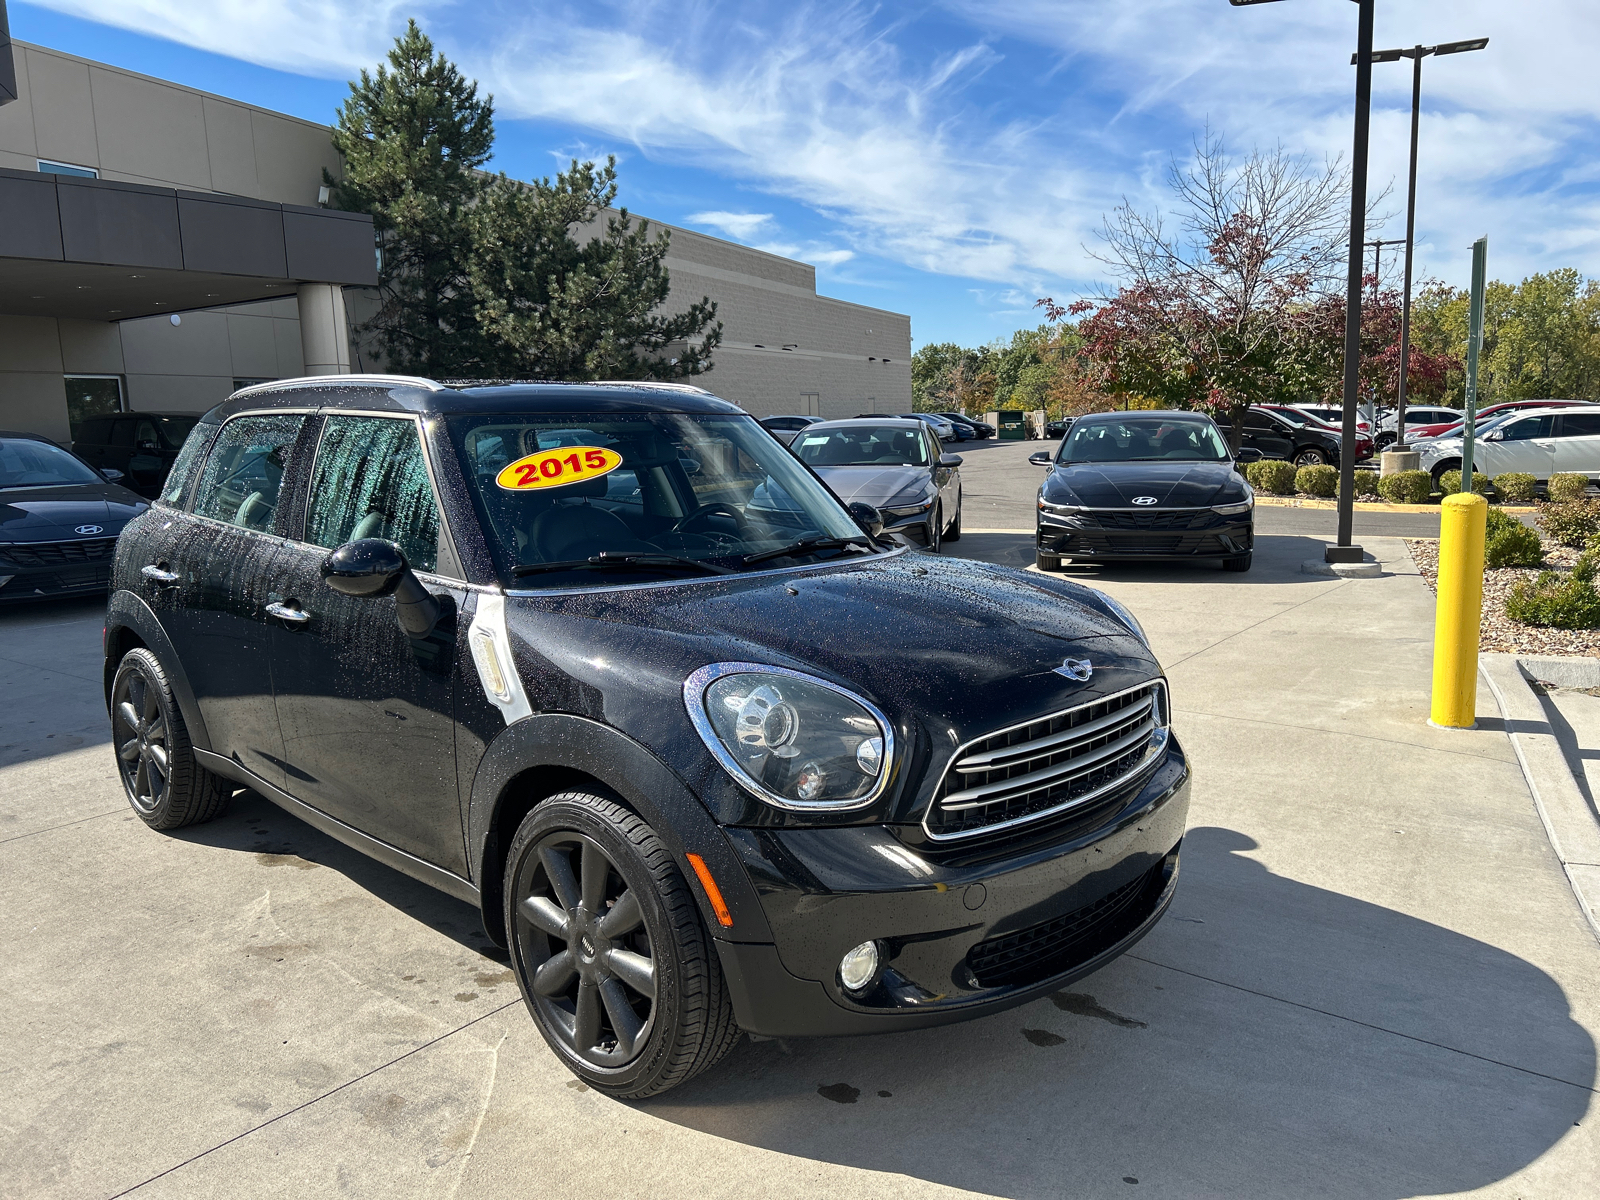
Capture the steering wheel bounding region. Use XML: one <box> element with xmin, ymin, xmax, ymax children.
<box><xmin>670</xmin><ymin>502</ymin><xmax>750</xmax><ymax>535</ymax></box>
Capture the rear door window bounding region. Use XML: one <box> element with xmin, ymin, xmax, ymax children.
<box><xmin>303</xmin><ymin>415</ymin><xmax>443</xmax><ymax>573</ymax></box>
<box><xmin>1557</xmin><ymin>413</ymin><xmax>1600</xmax><ymax>437</ymax></box>
<box><xmin>190</xmin><ymin>414</ymin><xmax>306</xmax><ymax>531</ymax></box>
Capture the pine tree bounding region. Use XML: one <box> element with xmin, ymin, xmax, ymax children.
<box><xmin>327</xmin><ymin>20</ymin><xmax>494</xmax><ymax>374</ymax></box>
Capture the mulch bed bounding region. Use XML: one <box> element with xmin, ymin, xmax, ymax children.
<box><xmin>1406</xmin><ymin>538</ymin><xmax>1600</xmax><ymax>656</ymax></box>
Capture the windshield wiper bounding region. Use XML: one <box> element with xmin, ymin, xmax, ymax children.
<box><xmin>742</xmin><ymin>536</ymin><xmax>876</xmax><ymax>566</ymax></box>
<box><xmin>512</xmin><ymin>552</ymin><xmax>734</xmax><ymax>578</ymax></box>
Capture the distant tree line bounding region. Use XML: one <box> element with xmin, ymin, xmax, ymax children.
<box><xmin>326</xmin><ymin>22</ymin><xmax>721</xmax><ymax>380</ymax></box>
<box><xmin>916</xmin><ymin>131</ymin><xmax>1600</xmax><ymax>449</ymax></box>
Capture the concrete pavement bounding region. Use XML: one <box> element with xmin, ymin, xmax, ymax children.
<box><xmin>1</xmin><ymin>492</ymin><xmax>1596</xmax><ymax>1196</ymax></box>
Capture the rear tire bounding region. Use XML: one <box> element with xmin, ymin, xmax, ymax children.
<box><xmin>111</xmin><ymin>648</ymin><xmax>229</xmax><ymax>829</ymax></box>
<box><xmin>504</xmin><ymin>792</ymin><xmax>739</xmax><ymax>1099</ymax></box>
<box><xmin>1293</xmin><ymin>447</ymin><xmax>1329</xmax><ymax>468</ymax></box>
<box><xmin>1223</xmin><ymin>553</ymin><xmax>1253</xmax><ymax>573</ymax></box>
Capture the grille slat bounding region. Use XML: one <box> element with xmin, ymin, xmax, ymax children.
<box><xmin>0</xmin><ymin>538</ymin><xmax>117</xmax><ymax>567</ymax></box>
<box><xmin>923</xmin><ymin>681</ymin><xmax>1167</xmax><ymax>840</ymax></box>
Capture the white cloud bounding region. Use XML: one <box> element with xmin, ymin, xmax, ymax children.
<box><xmin>685</xmin><ymin>211</ymin><xmax>776</xmax><ymax>240</ymax></box>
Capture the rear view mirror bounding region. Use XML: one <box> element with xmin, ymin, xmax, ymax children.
<box><xmin>1234</xmin><ymin>447</ymin><xmax>1263</xmax><ymax>464</ymax></box>
<box><xmin>847</xmin><ymin>502</ymin><xmax>884</xmax><ymax>538</ymax></box>
<box><xmin>939</xmin><ymin>455</ymin><xmax>963</xmax><ymax>468</ymax></box>
<box><xmin>322</xmin><ymin>538</ymin><xmax>440</xmax><ymax>638</ymax></box>
<box><xmin>100</xmin><ymin>467</ymin><xmax>125</xmax><ymax>483</ymax></box>
<box><xmin>1028</xmin><ymin>451</ymin><xmax>1052</xmax><ymax>466</ymax></box>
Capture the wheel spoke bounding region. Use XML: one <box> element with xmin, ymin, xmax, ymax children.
<box><xmin>133</xmin><ymin>758</ymin><xmax>149</xmax><ymax>801</ymax></box>
<box><xmin>572</xmin><ymin>980</ymin><xmax>601</xmax><ymax>1051</ymax></box>
<box><xmin>117</xmin><ymin>702</ymin><xmax>140</xmax><ymax>733</ymax></box>
<box><xmin>604</xmin><ymin>948</ymin><xmax>656</xmax><ymax>999</ymax></box>
<box><xmin>539</xmin><ymin>844</ymin><xmax>581</xmax><ymax>912</ymax></box>
<box><xmin>127</xmin><ymin>676</ymin><xmax>145</xmax><ymax>723</ymax></box>
<box><xmin>118</xmin><ymin>736</ymin><xmax>142</xmax><ymax>762</ymax></box>
<box><xmin>147</xmin><ymin>753</ymin><xmax>166</xmax><ymax>793</ymax></box>
<box><xmin>580</xmin><ymin>840</ymin><xmax>608</xmax><ymax>913</ymax></box>
<box><xmin>532</xmin><ymin>949</ymin><xmax>577</xmax><ymax>996</ymax></box>
<box><xmin>598</xmin><ymin>889</ymin><xmax>643</xmax><ymax>938</ymax></box>
<box><xmin>147</xmin><ymin>743</ymin><xmax>169</xmax><ymax>774</ymax></box>
<box><xmin>519</xmin><ymin>895</ymin><xmax>571</xmax><ymax>939</ymax></box>
<box><xmin>141</xmin><ymin>678</ymin><xmax>160</xmax><ymax>722</ymax></box>
<box><xmin>145</xmin><ymin>716</ymin><xmax>166</xmax><ymax>744</ymax></box>
<box><xmin>600</xmin><ymin>978</ymin><xmax>644</xmax><ymax>1054</ymax></box>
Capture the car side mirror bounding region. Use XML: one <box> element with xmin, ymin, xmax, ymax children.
<box><xmin>1482</xmin><ymin>429</ymin><xmax>1504</xmax><ymax>442</ymax></box>
<box><xmin>100</xmin><ymin>467</ymin><xmax>125</xmax><ymax>483</ymax></box>
<box><xmin>137</xmin><ymin>440</ymin><xmax>160</xmax><ymax>452</ymax></box>
<box><xmin>938</xmin><ymin>455</ymin><xmax>963</xmax><ymax>468</ymax></box>
<box><xmin>1028</xmin><ymin>451</ymin><xmax>1052</xmax><ymax>466</ymax></box>
<box><xmin>847</xmin><ymin>502</ymin><xmax>884</xmax><ymax>538</ymax></box>
<box><xmin>322</xmin><ymin>538</ymin><xmax>440</xmax><ymax>638</ymax></box>
<box><xmin>1234</xmin><ymin>447</ymin><xmax>1263</xmax><ymax>464</ymax></box>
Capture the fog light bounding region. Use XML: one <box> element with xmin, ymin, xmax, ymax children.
<box><xmin>839</xmin><ymin>940</ymin><xmax>881</xmax><ymax>992</ymax></box>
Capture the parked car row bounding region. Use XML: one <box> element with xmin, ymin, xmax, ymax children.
<box><xmin>1414</xmin><ymin>403</ymin><xmax>1600</xmax><ymax>491</ymax></box>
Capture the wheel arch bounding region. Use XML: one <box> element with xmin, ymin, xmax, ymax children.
<box><xmin>103</xmin><ymin>590</ymin><xmax>211</xmax><ymax>753</ymax></box>
<box><xmin>467</xmin><ymin>714</ymin><xmax>773</xmax><ymax>949</ymax></box>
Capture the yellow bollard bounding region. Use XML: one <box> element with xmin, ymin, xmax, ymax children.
<box><xmin>1430</xmin><ymin>492</ymin><xmax>1488</xmax><ymax>728</ymax></box>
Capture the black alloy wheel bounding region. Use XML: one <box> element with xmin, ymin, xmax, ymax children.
<box><xmin>1376</xmin><ymin>432</ymin><xmax>1397</xmax><ymax>451</ymax></box>
<box><xmin>1293</xmin><ymin>447</ymin><xmax>1329</xmax><ymax>468</ymax></box>
<box><xmin>505</xmin><ymin>793</ymin><xmax>739</xmax><ymax>1097</ymax></box>
<box><xmin>111</xmin><ymin>648</ymin><xmax>229</xmax><ymax>829</ymax></box>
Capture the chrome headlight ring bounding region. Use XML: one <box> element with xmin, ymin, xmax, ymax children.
<box><xmin>683</xmin><ymin>662</ymin><xmax>896</xmax><ymax>812</ymax></box>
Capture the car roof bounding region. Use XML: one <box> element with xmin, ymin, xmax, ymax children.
<box><xmin>1077</xmin><ymin>409</ymin><xmax>1217</xmax><ymax>422</ymax></box>
<box><xmin>205</xmin><ymin>375</ymin><xmax>745</xmax><ymax>425</ymax></box>
<box><xmin>805</xmin><ymin>418</ymin><xmax>927</xmax><ymax>431</ymax></box>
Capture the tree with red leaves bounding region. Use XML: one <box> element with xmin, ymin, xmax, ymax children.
<box><xmin>1288</xmin><ymin>279</ymin><xmax>1457</xmax><ymax>412</ymax></box>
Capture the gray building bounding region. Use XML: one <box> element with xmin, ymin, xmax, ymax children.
<box><xmin>0</xmin><ymin>10</ymin><xmax>912</xmax><ymax>444</ymax></box>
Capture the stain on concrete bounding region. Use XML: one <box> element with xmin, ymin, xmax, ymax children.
<box><xmin>1123</xmin><ymin>1176</ymin><xmax>1139</xmax><ymax>1185</ymax></box>
<box><xmin>818</xmin><ymin>1082</ymin><xmax>860</xmax><ymax>1104</ymax></box>
<box><xmin>254</xmin><ymin>851</ymin><xmax>318</xmax><ymax>870</ymax></box>
<box><xmin>877</xmin><ymin>1090</ymin><xmax>892</xmax><ymax>1098</ymax></box>
<box><xmin>455</xmin><ymin>992</ymin><xmax>479</xmax><ymax>1002</ymax></box>
<box><xmin>473</xmin><ymin>970</ymin><xmax>514</xmax><ymax>988</ymax></box>
<box><xmin>1022</xmin><ymin>1028</ymin><xmax>1066</xmax><ymax>1047</ymax></box>
<box><xmin>1050</xmin><ymin>991</ymin><xmax>1148</xmax><ymax>1029</ymax></box>
<box><xmin>565</xmin><ymin>1079</ymin><xmax>589</xmax><ymax>1092</ymax></box>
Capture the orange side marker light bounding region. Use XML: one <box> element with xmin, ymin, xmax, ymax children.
<box><xmin>685</xmin><ymin>853</ymin><xmax>734</xmax><ymax>927</ymax></box>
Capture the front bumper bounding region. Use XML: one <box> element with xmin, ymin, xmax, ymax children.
<box><xmin>1037</xmin><ymin>509</ymin><xmax>1252</xmax><ymax>561</ymax></box>
<box><xmin>714</xmin><ymin>743</ymin><xmax>1189</xmax><ymax>1037</ymax></box>
<box><xmin>883</xmin><ymin>508</ymin><xmax>937</xmax><ymax>547</ymax></box>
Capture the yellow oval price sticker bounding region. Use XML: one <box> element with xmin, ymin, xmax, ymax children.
<box><xmin>495</xmin><ymin>445</ymin><xmax>624</xmax><ymax>492</ymax></box>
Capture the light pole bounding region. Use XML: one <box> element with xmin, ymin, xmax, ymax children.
<box><xmin>1231</xmin><ymin>0</ymin><xmax>1372</xmax><ymax>563</ymax></box>
<box><xmin>1360</xmin><ymin>38</ymin><xmax>1489</xmax><ymax>452</ymax></box>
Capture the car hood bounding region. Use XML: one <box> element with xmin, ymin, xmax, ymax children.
<box><xmin>0</xmin><ymin>484</ymin><xmax>149</xmax><ymax>542</ymax></box>
<box><xmin>500</xmin><ymin>552</ymin><xmax>1157</xmax><ymax>824</ymax></box>
<box><xmin>811</xmin><ymin>465</ymin><xmax>933</xmax><ymax>507</ymax></box>
<box><xmin>1042</xmin><ymin>460</ymin><xmax>1245</xmax><ymax>509</ymax></box>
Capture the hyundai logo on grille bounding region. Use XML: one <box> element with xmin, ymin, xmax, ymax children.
<box><xmin>1131</xmin><ymin>496</ymin><xmax>1158</xmax><ymax>506</ymax></box>
<box><xmin>1053</xmin><ymin>657</ymin><xmax>1093</xmax><ymax>682</ymax></box>
<box><xmin>74</xmin><ymin>525</ymin><xmax>104</xmax><ymax>535</ymax></box>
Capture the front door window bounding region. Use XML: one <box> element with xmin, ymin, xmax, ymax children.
<box><xmin>304</xmin><ymin>415</ymin><xmax>443</xmax><ymax>572</ymax></box>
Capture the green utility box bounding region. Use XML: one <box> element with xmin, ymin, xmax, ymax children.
<box><xmin>994</xmin><ymin>410</ymin><xmax>1026</xmax><ymax>440</ymax></box>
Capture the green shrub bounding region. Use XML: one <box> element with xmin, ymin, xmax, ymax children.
<box><xmin>1296</xmin><ymin>464</ymin><xmax>1339</xmax><ymax>497</ymax></box>
<box><xmin>1547</xmin><ymin>473</ymin><xmax>1591</xmax><ymax>503</ymax></box>
<box><xmin>1483</xmin><ymin>508</ymin><xmax>1544</xmax><ymax>569</ymax></box>
<box><xmin>1492</xmin><ymin>473</ymin><xmax>1537</xmax><ymax>503</ymax></box>
<box><xmin>1245</xmin><ymin>459</ymin><xmax>1297</xmax><ymax>495</ymax></box>
<box><xmin>1439</xmin><ymin>469</ymin><xmax>1491</xmax><ymax>496</ymax></box>
<box><xmin>1377</xmin><ymin>470</ymin><xmax>1431</xmax><ymax>504</ymax></box>
<box><xmin>1505</xmin><ymin>552</ymin><xmax>1600</xmax><ymax>629</ymax></box>
<box><xmin>1539</xmin><ymin>499</ymin><xmax>1600</xmax><ymax>548</ymax></box>
<box><xmin>1341</xmin><ymin>471</ymin><xmax>1381</xmax><ymax>499</ymax></box>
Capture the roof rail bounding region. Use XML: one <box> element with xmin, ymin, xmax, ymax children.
<box><xmin>230</xmin><ymin>374</ymin><xmax>448</xmax><ymax>399</ymax></box>
<box><xmin>440</xmin><ymin>378</ymin><xmax>717</xmax><ymax>397</ymax></box>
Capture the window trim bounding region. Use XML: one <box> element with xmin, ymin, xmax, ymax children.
<box><xmin>301</xmin><ymin>409</ymin><xmax>465</xmax><ymax>583</ymax></box>
<box><xmin>39</xmin><ymin>159</ymin><xmax>99</xmax><ymax>179</ymax></box>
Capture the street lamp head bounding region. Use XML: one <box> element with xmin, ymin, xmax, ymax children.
<box><xmin>1227</xmin><ymin>0</ymin><xmax>1287</xmax><ymax>6</ymax></box>
<box><xmin>1433</xmin><ymin>37</ymin><xmax>1490</xmax><ymax>56</ymax></box>
<box><xmin>1354</xmin><ymin>49</ymin><xmax>1406</xmax><ymax>64</ymax></box>
<box><xmin>1359</xmin><ymin>38</ymin><xmax>1488</xmax><ymax>65</ymax></box>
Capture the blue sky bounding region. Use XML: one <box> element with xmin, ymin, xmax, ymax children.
<box><xmin>14</xmin><ymin>1</ymin><xmax>1599</xmax><ymax>350</ymax></box>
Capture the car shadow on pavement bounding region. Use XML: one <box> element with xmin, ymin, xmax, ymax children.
<box><xmin>640</xmin><ymin>825</ymin><xmax>1596</xmax><ymax>1199</ymax></box>
<box><xmin>168</xmin><ymin>788</ymin><xmax>510</xmax><ymax>963</ymax></box>
<box><xmin>950</xmin><ymin>533</ymin><xmax>1340</xmax><ymax>585</ymax></box>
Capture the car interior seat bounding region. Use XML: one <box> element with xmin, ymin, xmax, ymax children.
<box><xmin>529</xmin><ymin>476</ymin><xmax>655</xmax><ymax>562</ymax></box>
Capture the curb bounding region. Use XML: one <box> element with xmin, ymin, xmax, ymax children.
<box><xmin>1480</xmin><ymin>654</ymin><xmax>1600</xmax><ymax>946</ymax></box>
<box><xmin>1301</xmin><ymin>557</ymin><xmax>1382</xmax><ymax>578</ymax></box>
<box><xmin>1253</xmin><ymin>496</ymin><xmax>1536</xmax><ymax>515</ymax></box>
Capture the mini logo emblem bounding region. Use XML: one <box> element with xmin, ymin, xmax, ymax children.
<box><xmin>1131</xmin><ymin>496</ymin><xmax>1158</xmax><ymax>506</ymax></box>
<box><xmin>75</xmin><ymin>525</ymin><xmax>104</xmax><ymax>535</ymax></box>
<box><xmin>1054</xmin><ymin>657</ymin><xmax>1094</xmax><ymax>682</ymax></box>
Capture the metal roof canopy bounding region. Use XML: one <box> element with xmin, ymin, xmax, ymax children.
<box><xmin>0</xmin><ymin>167</ymin><xmax>377</xmax><ymax>321</ymax></box>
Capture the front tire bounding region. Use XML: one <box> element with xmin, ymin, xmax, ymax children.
<box><xmin>925</xmin><ymin>504</ymin><xmax>942</xmax><ymax>553</ymax></box>
<box><xmin>1036</xmin><ymin>551</ymin><xmax>1061</xmax><ymax>571</ymax></box>
<box><xmin>1223</xmin><ymin>553</ymin><xmax>1253</xmax><ymax>572</ymax></box>
<box><xmin>111</xmin><ymin>648</ymin><xmax>229</xmax><ymax>829</ymax></box>
<box><xmin>504</xmin><ymin>792</ymin><xmax>739</xmax><ymax>1099</ymax></box>
<box><xmin>944</xmin><ymin>494</ymin><xmax>962</xmax><ymax>542</ymax></box>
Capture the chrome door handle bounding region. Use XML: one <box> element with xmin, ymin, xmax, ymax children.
<box><xmin>264</xmin><ymin>601</ymin><xmax>310</xmax><ymax>624</ymax></box>
<box><xmin>141</xmin><ymin>564</ymin><xmax>179</xmax><ymax>584</ymax></box>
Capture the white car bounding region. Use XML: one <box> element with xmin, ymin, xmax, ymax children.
<box><xmin>1290</xmin><ymin>404</ymin><xmax>1372</xmax><ymax>434</ymax></box>
<box><xmin>1417</xmin><ymin>405</ymin><xmax>1600</xmax><ymax>490</ymax></box>
<box><xmin>1375</xmin><ymin>406</ymin><xmax>1462</xmax><ymax>450</ymax></box>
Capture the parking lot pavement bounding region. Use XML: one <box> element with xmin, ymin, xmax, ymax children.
<box><xmin>2</xmin><ymin>512</ymin><xmax>1597</xmax><ymax>1196</ymax></box>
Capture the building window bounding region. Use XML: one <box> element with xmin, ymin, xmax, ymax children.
<box><xmin>38</xmin><ymin>159</ymin><xmax>99</xmax><ymax>179</ymax></box>
<box><xmin>64</xmin><ymin>376</ymin><xmax>125</xmax><ymax>441</ymax></box>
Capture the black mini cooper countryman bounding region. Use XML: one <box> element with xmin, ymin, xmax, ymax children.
<box><xmin>104</xmin><ymin>376</ymin><xmax>1189</xmax><ymax>1097</ymax></box>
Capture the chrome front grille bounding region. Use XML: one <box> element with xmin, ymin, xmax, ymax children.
<box><xmin>923</xmin><ymin>681</ymin><xmax>1168</xmax><ymax>840</ymax></box>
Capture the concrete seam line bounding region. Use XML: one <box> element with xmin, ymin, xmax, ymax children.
<box><xmin>1480</xmin><ymin>656</ymin><xmax>1600</xmax><ymax>949</ymax></box>
<box><xmin>0</xmin><ymin>808</ymin><xmax>127</xmax><ymax>846</ymax></box>
<box><xmin>106</xmin><ymin>1001</ymin><xmax>523</xmax><ymax>1198</ymax></box>
<box><xmin>1159</xmin><ymin>578</ymin><xmax>1349</xmax><ymax>672</ymax></box>
<box><xmin>1126</xmin><ymin>954</ymin><xmax>1598</xmax><ymax>1094</ymax></box>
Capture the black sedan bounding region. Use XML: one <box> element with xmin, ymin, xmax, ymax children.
<box><xmin>938</xmin><ymin>412</ymin><xmax>994</xmax><ymax>438</ymax></box>
<box><xmin>71</xmin><ymin>411</ymin><xmax>200</xmax><ymax>498</ymax></box>
<box><xmin>1</xmin><ymin>431</ymin><xmax>150</xmax><ymax>602</ymax></box>
<box><xmin>770</xmin><ymin>418</ymin><xmax>963</xmax><ymax>550</ymax></box>
<box><xmin>1030</xmin><ymin>411</ymin><xmax>1257</xmax><ymax>572</ymax></box>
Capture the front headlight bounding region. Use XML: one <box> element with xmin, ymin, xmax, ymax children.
<box><xmin>881</xmin><ymin>499</ymin><xmax>933</xmax><ymax>517</ymax></box>
<box><xmin>1212</xmin><ymin>500</ymin><xmax>1253</xmax><ymax>516</ymax></box>
<box><xmin>1038</xmin><ymin>499</ymin><xmax>1082</xmax><ymax>516</ymax></box>
<box><xmin>683</xmin><ymin>663</ymin><xmax>894</xmax><ymax>811</ymax></box>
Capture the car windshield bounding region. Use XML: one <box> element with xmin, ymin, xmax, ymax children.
<box><xmin>1267</xmin><ymin>408</ymin><xmax>1316</xmax><ymax>428</ymax></box>
<box><xmin>0</xmin><ymin>437</ymin><xmax>102</xmax><ymax>489</ymax></box>
<box><xmin>1058</xmin><ymin>417</ymin><xmax>1228</xmax><ymax>463</ymax></box>
<box><xmin>792</xmin><ymin>426</ymin><xmax>930</xmax><ymax>467</ymax></box>
<box><xmin>448</xmin><ymin>412</ymin><xmax>874</xmax><ymax>586</ymax></box>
